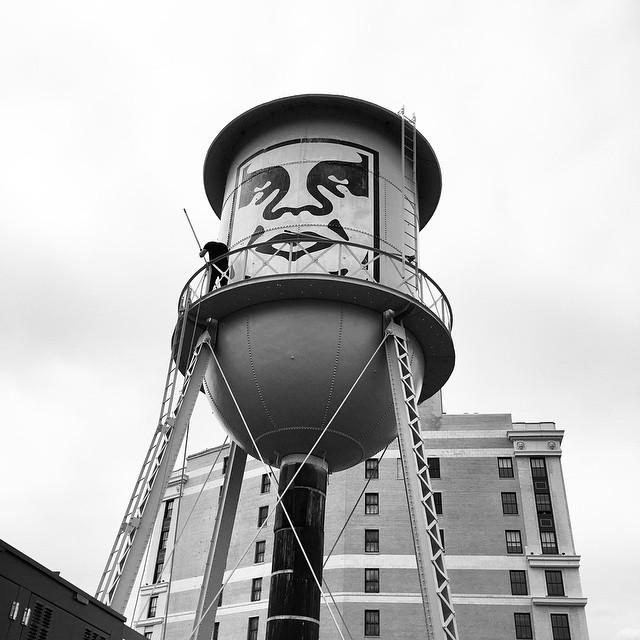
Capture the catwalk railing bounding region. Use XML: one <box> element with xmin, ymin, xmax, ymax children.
<box><xmin>180</xmin><ymin>237</ymin><xmax>453</xmax><ymax>331</ymax></box>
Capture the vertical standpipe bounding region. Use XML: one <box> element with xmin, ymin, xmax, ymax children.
<box><xmin>266</xmin><ymin>455</ymin><xmax>328</xmax><ymax>640</ymax></box>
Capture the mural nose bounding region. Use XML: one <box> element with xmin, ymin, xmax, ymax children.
<box><xmin>273</xmin><ymin>180</ymin><xmax>320</xmax><ymax>215</ymax></box>
<box><xmin>280</xmin><ymin>206</ymin><xmax>304</xmax><ymax>217</ymax></box>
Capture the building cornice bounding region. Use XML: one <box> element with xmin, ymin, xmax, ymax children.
<box><xmin>168</xmin><ymin>471</ymin><xmax>189</xmax><ymax>488</ymax></box>
<box><xmin>527</xmin><ymin>555</ymin><xmax>581</xmax><ymax>569</ymax></box>
<box><xmin>532</xmin><ymin>597</ymin><xmax>588</xmax><ymax>608</ymax></box>
<box><xmin>140</xmin><ymin>582</ymin><xmax>169</xmax><ymax>596</ymax></box>
<box><xmin>508</xmin><ymin>430</ymin><xmax>564</xmax><ymax>456</ymax></box>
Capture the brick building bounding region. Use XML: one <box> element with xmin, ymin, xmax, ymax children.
<box><xmin>131</xmin><ymin>393</ymin><xmax>589</xmax><ymax>640</ymax></box>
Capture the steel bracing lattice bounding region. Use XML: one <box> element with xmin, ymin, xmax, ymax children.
<box><xmin>384</xmin><ymin>317</ymin><xmax>458</xmax><ymax>640</ymax></box>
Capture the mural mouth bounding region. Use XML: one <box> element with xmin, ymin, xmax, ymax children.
<box><xmin>255</xmin><ymin>230</ymin><xmax>337</xmax><ymax>261</ymax></box>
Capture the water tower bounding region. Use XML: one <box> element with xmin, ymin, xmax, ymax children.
<box><xmin>96</xmin><ymin>95</ymin><xmax>457</xmax><ymax>640</ymax></box>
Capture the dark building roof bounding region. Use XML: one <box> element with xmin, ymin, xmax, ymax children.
<box><xmin>0</xmin><ymin>538</ymin><xmax>144</xmax><ymax>640</ymax></box>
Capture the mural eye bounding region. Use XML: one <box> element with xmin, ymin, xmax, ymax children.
<box><xmin>326</xmin><ymin>174</ymin><xmax>350</xmax><ymax>196</ymax></box>
<box><xmin>253</xmin><ymin>181</ymin><xmax>272</xmax><ymax>200</ymax></box>
<box><xmin>254</xmin><ymin>181</ymin><xmax>271</xmax><ymax>192</ymax></box>
<box><xmin>239</xmin><ymin>164</ymin><xmax>289</xmax><ymax>209</ymax></box>
<box><xmin>252</xmin><ymin>179</ymin><xmax>283</xmax><ymax>205</ymax></box>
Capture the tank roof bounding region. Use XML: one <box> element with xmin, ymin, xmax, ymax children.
<box><xmin>203</xmin><ymin>94</ymin><xmax>442</xmax><ymax>228</ymax></box>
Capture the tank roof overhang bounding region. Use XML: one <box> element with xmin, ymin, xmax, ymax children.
<box><xmin>203</xmin><ymin>94</ymin><xmax>442</xmax><ymax>228</ymax></box>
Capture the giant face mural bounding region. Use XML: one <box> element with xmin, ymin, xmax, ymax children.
<box><xmin>228</xmin><ymin>139</ymin><xmax>379</xmax><ymax>280</ymax></box>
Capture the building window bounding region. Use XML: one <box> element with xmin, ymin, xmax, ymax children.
<box><xmin>439</xmin><ymin>529</ymin><xmax>445</xmax><ymax>551</ymax></box>
<box><xmin>257</xmin><ymin>506</ymin><xmax>269</xmax><ymax>527</ymax></box>
<box><xmin>541</xmin><ymin>531</ymin><xmax>558</xmax><ymax>554</ymax></box>
<box><xmin>365</xmin><ymin>529</ymin><xmax>379</xmax><ymax>553</ymax></box>
<box><xmin>260</xmin><ymin>474</ymin><xmax>271</xmax><ymax>493</ymax></box>
<box><xmin>506</xmin><ymin>530</ymin><xmax>523</xmax><ymax>554</ymax></box>
<box><xmin>502</xmin><ymin>492</ymin><xmax>518</xmax><ymax>514</ymax></box>
<box><xmin>144</xmin><ymin>632</ymin><xmax>153</xmax><ymax>639</ymax></box>
<box><xmin>365</xmin><ymin>458</ymin><xmax>379</xmax><ymax>479</ymax></box>
<box><xmin>514</xmin><ymin>613</ymin><xmax>533</xmax><ymax>639</ymax></box>
<box><xmin>254</xmin><ymin>540</ymin><xmax>265</xmax><ymax>563</ymax></box>
<box><xmin>428</xmin><ymin>457</ymin><xmax>440</xmax><ymax>478</ymax></box>
<box><xmin>159</xmin><ymin>529</ymin><xmax>169</xmax><ymax>550</ymax></box>
<box><xmin>251</xmin><ymin>578</ymin><xmax>262</xmax><ymax>601</ymax></box>
<box><xmin>530</xmin><ymin>457</ymin><xmax>547</xmax><ymax>479</ymax></box>
<box><xmin>396</xmin><ymin>458</ymin><xmax>404</xmax><ymax>479</ymax></box>
<box><xmin>433</xmin><ymin>492</ymin><xmax>443</xmax><ymax>515</ymax></box>
<box><xmin>213</xmin><ymin>622</ymin><xmax>219</xmax><ymax>640</ymax></box>
<box><xmin>222</xmin><ymin>456</ymin><xmax>229</xmax><ymax>475</ymax></box>
<box><xmin>147</xmin><ymin>595</ymin><xmax>158</xmax><ymax>618</ymax></box>
<box><xmin>551</xmin><ymin>614</ymin><xmax>571</xmax><ymax>640</ymax></box>
<box><xmin>536</xmin><ymin>493</ymin><xmax>552</xmax><ymax>513</ymax></box>
<box><xmin>247</xmin><ymin>616</ymin><xmax>259</xmax><ymax>640</ymax></box>
<box><xmin>364</xmin><ymin>610</ymin><xmax>380</xmax><ymax>636</ymax></box>
<box><xmin>510</xmin><ymin>570</ymin><xmax>528</xmax><ymax>595</ymax></box>
<box><xmin>365</xmin><ymin>569</ymin><xmax>380</xmax><ymax>593</ymax></box>
<box><xmin>498</xmin><ymin>457</ymin><xmax>514</xmax><ymax>478</ymax></box>
<box><xmin>545</xmin><ymin>570</ymin><xmax>565</xmax><ymax>596</ymax></box>
<box><xmin>365</xmin><ymin>493</ymin><xmax>379</xmax><ymax>514</ymax></box>
<box><xmin>153</xmin><ymin>499</ymin><xmax>174</xmax><ymax>583</ymax></box>
<box><xmin>218</xmin><ymin>589</ymin><xmax>223</xmax><ymax>606</ymax></box>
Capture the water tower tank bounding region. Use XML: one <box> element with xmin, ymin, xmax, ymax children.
<box><xmin>178</xmin><ymin>94</ymin><xmax>454</xmax><ymax>473</ymax></box>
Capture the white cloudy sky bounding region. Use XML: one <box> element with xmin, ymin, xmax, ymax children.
<box><xmin>1</xmin><ymin>2</ymin><xmax>638</xmax><ymax>639</ymax></box>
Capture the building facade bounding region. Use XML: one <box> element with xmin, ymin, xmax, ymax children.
<box><xmin>131</xmin><ymin>394</ymin><xmax>589</xmax><ymax>640</ymax></box>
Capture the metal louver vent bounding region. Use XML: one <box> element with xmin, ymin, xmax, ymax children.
<box><xmin>83</xmin><ymin>629</ymin><xmax>107</xmax><ymax>640</ymax></box>
<box><xmin>26</xmin><ymin>601</ymin><xmax>53</xmax><ymax>640</ymax></box>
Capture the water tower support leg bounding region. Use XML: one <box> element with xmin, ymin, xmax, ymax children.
<box><xmin>266</xmin><ymin>454</ymin><xmax>329</xmax><ymax>640</ymax></box>
<box><xmin>384</xmin><ymin>316</ymin><xmax>458</xmax><ymax>640</ymax></box>
<box><xmin>193</xmin><ymin>442</ymin><xmax>247</xmax><ymax>640</ymax></box>
<box><xmin>97</xmin><ymin>330</ymin><xmax>214</xmax><ymax>612</ymax></box>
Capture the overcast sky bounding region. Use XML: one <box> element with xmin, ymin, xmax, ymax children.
<box><xmin>1</xmin><ymin>2</ymin><xmax>638</xmax><ymax>640</ymax></box>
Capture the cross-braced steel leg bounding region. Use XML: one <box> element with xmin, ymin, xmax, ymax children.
<box><xmin>96</xmin><ymin>327</ymin><xmax>215</xmax><ymax>612</ymax></box>
<box><xmin>384</xmin><ymin>314</ymin><xmax>458</xmax><ymax>640</ymax></box>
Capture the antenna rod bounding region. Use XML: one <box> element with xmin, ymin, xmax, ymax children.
<box><xmin>183</xmin><ymin>208</ymin><xmax>203</xmax><ymax>253</ymax></box>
